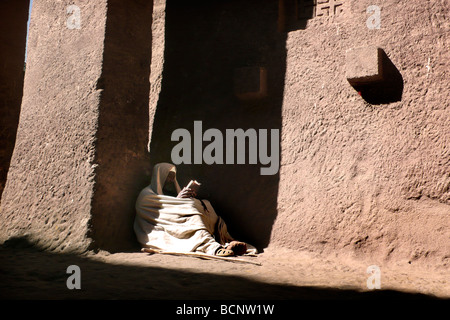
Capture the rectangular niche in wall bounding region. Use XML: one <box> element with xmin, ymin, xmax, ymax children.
<box><xmin>346</xmin><ymin>46</ymin><xmax>404</xmax><ymax>105</ymax></box>
<box><xmin>233</xmin><ymin>66</ymin><xmax>268</xmax><ymax>100</ymax></box>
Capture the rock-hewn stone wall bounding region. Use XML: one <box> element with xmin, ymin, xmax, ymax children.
<box><xmin>0</xmin><ymin>0</ymin><xmax>155</xmax><ymax>253</ymax></box>
<box><xmin>272</xmin><ymin>0</ymin><xmax>449</xmax><ymax>267</ymax></box>
<box><xmin>0</xmin><ymin>0</ymin><xmax>108</xmax><ymax>252</ymax></box>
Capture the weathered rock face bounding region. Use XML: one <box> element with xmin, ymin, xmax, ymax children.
<box><xmin>0</xmin><ymin>0</ymin><xmax>108</xmax><ymax>252</ymax></box>
<box><xmin>0</xmin><ymin>0</ymin><xmax>448</xmax><ymax>268</ymax></box>
<box><xmin>0</xmin><ymin>0</ymin><xmax>153</xmax><ymax>253</ymax></box>
<box><xmin>271</xmin><ymin>0</ymin><xmax>449</xmax><ymax>267</ymax></box>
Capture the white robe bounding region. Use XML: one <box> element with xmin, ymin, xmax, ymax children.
<box><xmin>134</xmin><ymin>163</ymin><xmax>256</xmax><ymax>255</ymax></box>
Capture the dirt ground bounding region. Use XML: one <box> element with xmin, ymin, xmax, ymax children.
<box><xmin>0</xmin><ymin>239</ymin><xmax>448</xmax><ymax>301</ymax></box>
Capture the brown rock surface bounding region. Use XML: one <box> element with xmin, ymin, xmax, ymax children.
<box><xmin>271</xmin><ymin>0</ymin><xmax>449</xmax><ymax>269</ymax></box>
<box><xmin>0</xmin><ymin>0</ymin><xmax>108</xmax><ymax>252</ymax></box>
<box><xmin>0</xmin><ymin>0</ymin><xmax>154</xmax><ymax>253</ymax></box>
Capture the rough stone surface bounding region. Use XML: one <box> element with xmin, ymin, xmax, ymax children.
<box><xmin>0</xmin><ymin>0</ymin><xmax>108</xmax><ymax>252</ymax></box>
<box><xmin>0</xmin><ymin>0</ymin><xmax>154</xmax><ymax>253</ymax></box>
<box><xmin>271</xmin><ymin>0</ymin><xmax>450</xmax><ymax>268</ymax></box>
<box><xmin>148</xmin><ymin>0</ymin><xmax>166</xmax><ymax>151</ymax></box>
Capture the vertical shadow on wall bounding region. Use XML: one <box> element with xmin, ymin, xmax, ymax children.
<box><xmin>0</xmin><ymin>0</ymin><xmax>29</xmax><ymax>201</ymax></box>
<box><xmin>280</xmin><ymin>0</ymin><xmax>311</xmax><ymax>32</ymax></box>
<box><xmin>89</xmin><ymin>0</ymin><xmax>153</xmax><ymax>252</ymax></box>
<box><xmin>149</xmin><ymin>0</ymin><xmax>310</xmax><ymax>250</ymax></box>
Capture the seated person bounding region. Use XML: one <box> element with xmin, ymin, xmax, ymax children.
<box><xmin>134</xmin><ymin>162</ymin><xmax>256</xmax><ymax>257</ymax></box>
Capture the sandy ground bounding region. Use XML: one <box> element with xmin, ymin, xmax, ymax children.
<box><xmin>0</xmin><ymin>241</ymin><xmax>448</xmax><ymax>301</ymax></box>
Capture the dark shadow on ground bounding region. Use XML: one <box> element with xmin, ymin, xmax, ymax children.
<box><xmin>0</xmin><ymin>238</ymin><xmax>442</xmax><ymax>300</ymax></box>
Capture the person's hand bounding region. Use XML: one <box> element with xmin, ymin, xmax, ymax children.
<box><xmin>226</xmin><ymin>241</ymin><xmax>247</xmax><ymax>255</ymax></box>
<box><xmin>177</xmin><ymin>187</ymin><xmax>196</xmax><ymax>198</ymax></box>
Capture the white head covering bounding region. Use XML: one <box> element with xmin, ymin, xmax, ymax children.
<box><xmin>150</xmin><ymin>163</ymin><xmax>182</xmax><ymax>195</ymax></box>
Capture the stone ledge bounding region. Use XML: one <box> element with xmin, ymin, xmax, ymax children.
<box><xmin>345</xmin><ymin>46</ymin><xmax>384</xmax><ymax>86</ymax></box>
